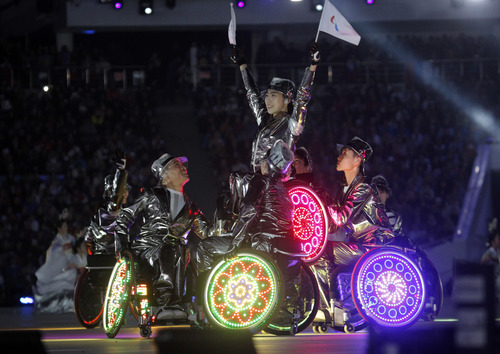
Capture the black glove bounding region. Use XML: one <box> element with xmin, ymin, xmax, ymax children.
<box><xmin>310</xmin><ymin>42</ymin><xmax>320</xmax><ymax>65</ymax></box>
<box><xmin>113</xmin><ymin>149</ymin><xmax>126</xmax><ymax>171</ymax></box>
<box><xmin>224</xmin><ymin>244</ymin><xmax>239</xmax><ymax>261</ymax></box>
<box><xmin>230</xmin><ymin>45</ymin><xmax>246</xmax><ymax>66</ymax></box>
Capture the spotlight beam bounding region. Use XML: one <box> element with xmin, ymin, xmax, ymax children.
<box><xmin>372</xmin><ymin>33</ymin><xmax>500</xmax><ymax>138</ymax></box>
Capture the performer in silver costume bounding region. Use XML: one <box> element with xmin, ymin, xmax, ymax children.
<box><xmin>114</xmin><ymin>153</ymin><xmax>210</xmax><ymax>319</ymax></box>
<box><xmin>193</xmin><ymin>140</ymin><xmax>297</xmax><ymax>273</ymax></box>
<box><xmin>84</xmin><ymin>150</ymin><xmax>129</xmax><ymax>255</ymax></box>
<box><xmin>315</xmin><ymin>137</ymin><xmax>394</xmax><ymax>306</ymax></box>
<box><xmin>230</xmin><ymin>43</ymin><xmax>320</xmax><ymax>172</ymax></box>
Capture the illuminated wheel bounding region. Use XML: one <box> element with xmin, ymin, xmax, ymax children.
<box><xmin>103</xmin><ymin>253</ymin><xmax>134</xmax><ymax>338</ymax></box>
<box><xmin>286</xmin><ymin>182</ymin><xmax>329</xmax><ymax>265</ymax></box>
<box><xmin>264</xmin><ymin>262</ymin><xmax>319</xmax><ymax>335</ymax></box>
<box><xmin>74</xmin><ymin>268</ymin><xmax>105</xmax><ymax>328</ymax></box>
<box><xmin>352</xmin><ymin>247</ymin><xmax>426</xmax><ymax>329</ymax></box>
<box><xmin>203</xmin><ymin>249</ymin><xmax>284</xmax><ymax>334</ymax></box>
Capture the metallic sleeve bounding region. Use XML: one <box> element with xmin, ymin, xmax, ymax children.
<box><xmin>108</xmin><ymin>169</ymin><xmax>128</xmax><ymax>212</ymax></box>
<box><xmin>328</xmin><ymin>183</ymin><xmax>372</xmax><ymax>228</ymax></box>
<box><xmin>114</xmin><ymin>194</ymin><xmax>148</xmax><ymax>249</ymax></box>
<box><xmin>191</xmin><ymin>209</ymin><xmax>211</xmax><ymax>240</ymax></box>
<box><xmin>287</xmin><ymin>67</ymin><xmax>316</xmax><ymax>142</ymax></box>
<box><xmin>241</xmin><ymin>66</ymin><xmax>267</xmax><ymax>127</ymax></box>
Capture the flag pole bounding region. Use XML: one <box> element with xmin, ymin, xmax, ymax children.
<box><xmin>314</xmin><ymin>3</ymin><xmax>325</xmax><ymax>42</ymax></box>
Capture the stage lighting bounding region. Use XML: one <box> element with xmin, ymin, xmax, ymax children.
<box><xmin>139</xmin><ymin>0</ymin><xmax>153</xmax><ymax>14</ymax></box>
<box><xmin>366</xmin><ymin>0</ymin><xmax>375</xmax><ymax>4</ymax></box>
<box><xmin>311</xmin><ymin>0</ymin><xmax>323</xmax><ymax>12</ymax></box>
<box><xmin>113</xmin><ymin>0</ymin><xmax>123</xmax><ymax>10</ymax></box>
<box><xmin>237</xmin><ymin>1</ymin><xmax>246</xmax><ymax>8</ymax></box>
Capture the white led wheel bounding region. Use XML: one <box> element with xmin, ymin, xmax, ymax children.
<box><xmin>103</xmin><ymin>252</ymin><xmax>134</xmax><ymax>338</ymax></box>
<box><xmin>286</xmin><ymin>182</ymin><xmax>329</xmax><ymax>265</ymax></box>
<box><xmin>203</xmin><ymin>249</ymin><xmax>284</xmax><ymax>334</ymax></box>
<box><xmin>351</xmin><ymin>247</ymin><xmax>426</xmax><ymax>329</ymax></box>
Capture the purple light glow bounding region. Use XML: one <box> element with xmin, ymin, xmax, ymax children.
<box><xmin>237</xmin><ymin>1</ymin><xmax>245</xmax><ymax>8</ymax></box>
<box><xmin>366</xmin><ymin>0</ymin><xmax>374</xmax><ymax>4</ymax></box>
<box><xmin>114</xmin><ymin>2</ymin><xmax>122</xmax><ymax>9</ymax></box>
<box><xmin>353</xmin><ymin>248</ymin><xmax>426</xmax><ymax>328</ymax></box>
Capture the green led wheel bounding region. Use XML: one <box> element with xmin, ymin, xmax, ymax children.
<box><xmin>203</xmin><ymin>249</ymin><xmax>284</xmax><ymax>334</ymax></box>
<box><xmin>103</xmin><ymin>253</ymin><xmax>134</xmax><ymax>338</ymax></box>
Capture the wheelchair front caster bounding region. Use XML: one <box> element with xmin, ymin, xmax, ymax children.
<box><xmin>312</xmin><ymin>323</ymin><xmax>328</xmax><ymax>334</ymax></box>
<box><xmin>344</xmin><ymin>322</ymin><xmax>355</xmax><ymax>334</ymax></box>
<box><xmin>140</xmin><ymin>325</ymin><xmax>152</xmax><ymax>338</ymax></box>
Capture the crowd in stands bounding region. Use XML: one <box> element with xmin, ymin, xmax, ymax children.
<box><xmin>0</xmin><ymin>32</ymin><xmax>499</xmax><ymax>306</ymax></box>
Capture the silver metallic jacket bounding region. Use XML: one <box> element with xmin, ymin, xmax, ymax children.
<box><xmin>85</xmin><ymin>169</ymin><xmax>128</xmax><ymax>254</ymax></box>
<box><xmin>115</xmin><ymin>186</ymin><xmax>210</xmax><ymax>250</ymax></box>
<box><xmin>241</xmin><ymin>67</ymin><xmax>315</xmax><ymax>171</ymax></box>
<box><xmin>114</xmin><ymin>186</ymin><xmax>210</xmax><ymax>303</ymax></box>
<box><xmin>326</xmin><ymin>175</ymin><xmax>395</xmax><ymax>265</ymax></box>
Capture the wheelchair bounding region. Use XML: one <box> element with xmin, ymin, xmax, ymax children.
<box><xmin>102</xmin><ymin>248</ymin><xmax>197</xmax><ymax>339</ymax></box>
<box><xmin>198</xmin><ymin>181</ymin><xmax>328</xmax><ymax>335</ymax></box>
<box><xmin>74</xmin><ymin>253</ymin><xmax>139</xmax><ymax>329</ymax></box>
<box><xmin>311</xmin><ymin>244</ymin><xmax>443</xmax><ymax>333</ymax></box>
<box><xmin>285</xmin><ymin>181</ymin><xmax>443</xmax><ymax>334</ymax></box>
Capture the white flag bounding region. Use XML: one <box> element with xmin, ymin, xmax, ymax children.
<box><xmin>228</xmin><ymin>3</ymin><xmax>237</xmax><ymax>45</ymax></box>
<box><xmin>317</xmin><ymin>0</ymin><xmax>360</xmax><ymax>46</ymax></box>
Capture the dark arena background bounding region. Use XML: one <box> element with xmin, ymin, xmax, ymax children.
<box><xmin>1</xmin><ymin>0</ymin><xmax>500</xmax><ymax>353</ymax></box>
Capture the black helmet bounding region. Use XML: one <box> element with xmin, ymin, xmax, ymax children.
<box><xmin>266</xmin><ymin>140</ymin><xmax>294</xmax><ymax>178</ymax></box>
<box><xmin>371</xmin><ymin>175</ymin><xmax>391</xmax><ymax>196</ymax></box>
<box><xmin>266</xmin><ymin>77</ymin><xmax>295</xmax><ymax>103</ymax></box>
<box><xmin>151</xmin><ymin>153</ymin><xmax>188</xmax><ymax>181</ymax></box>
<box><xmin>294</xmin><ymin>146</ymin><xmax>313</xmax><ymax>172</ymax></box>
<box><xmin>340</xmin><ymin>136</ymin><xmax>373</xmax><ymax>162</ymax></box>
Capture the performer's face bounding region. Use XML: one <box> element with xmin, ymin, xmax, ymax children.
<box><xmin>293</xmin><ymin>157</ymin><xmax>309</xmax><ymax>174</ymax></box>
<box><xmin>377</xmin><ymin>188</ymin><xmax>389</xmax><ymax>204</ymax></box>
<box><xmin>336</xmin><ymin>148</ymin><xmax>360</xmax><ymax>172</ymax></box>
<box><xmin>161</xmin><ymin>159</ymin><xmax>189</xmax><ymax>190</ymax></box>
<box><xmin>265</xmin><ymin>89</ymin><xmax>287</xmax><ymax>116</ymax></box>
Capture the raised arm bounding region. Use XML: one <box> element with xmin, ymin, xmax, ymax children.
<box><xmin>230</xmin><ymin>45</ymin><xmax>267</xmax><ymax>126</ymax></box>
<box><xmin>287</xmin><ymin>42</ymin><xmax>320</xmax><ymax>143</ymax></box>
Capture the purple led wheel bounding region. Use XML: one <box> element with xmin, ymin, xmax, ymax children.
<box><xmin>287</xmin><ymin>183</ymin><xmax>328</xmax><ymax>265</ymax></box>
<box><xmin>352</xmin><ymin>247</ymin><xmax>426</xmax><ymax>329</ymax></box>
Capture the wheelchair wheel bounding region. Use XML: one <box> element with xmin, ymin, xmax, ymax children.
<box><xmin>203</xmin><ymin>249</ymin><xmax>284</xmax><ymax>334</ymax></box>
<box><xmin>286</xmin><ymin>182</ymin><xmax>329</xmax><ymax>265</ymax></box>
<box><xmin>74</xmin><ymin>268</ymin><xmax>105</xmax><ymax>328</ymax></box>
<box><xmin>264</xmin><ymin>261</ymin><xmax>319</xmax><ymax>335</ymax></box>
<box><xmin>351</xmin><ymin>247</ymin><xmax>426</xmax><ymax>329</ymax></box>
<box><xmin>103</xmin><ymin>253</ymin><xmax>134</xmax><ymax>338</ymax></box>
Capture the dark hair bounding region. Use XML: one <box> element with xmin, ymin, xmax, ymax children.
<box><xmin>487</xmin><ymin>231</ymin><xmax>500</xmax><ymax>247</ymax></box>
<box><xmin>72</xmin><ymin>237</ymin><xmax>85</xmax><ymax>254</ymax></box>
<box><xmin>55</xmin><ymin>218</ymin><xmax>66</xmax><ymax>231</ymax></box>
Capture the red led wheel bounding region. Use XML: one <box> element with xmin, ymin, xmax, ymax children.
<box><xmin>287</xmin><ymin>182</ymin><xmax>329</xmax><ymax>265</ymax></box>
